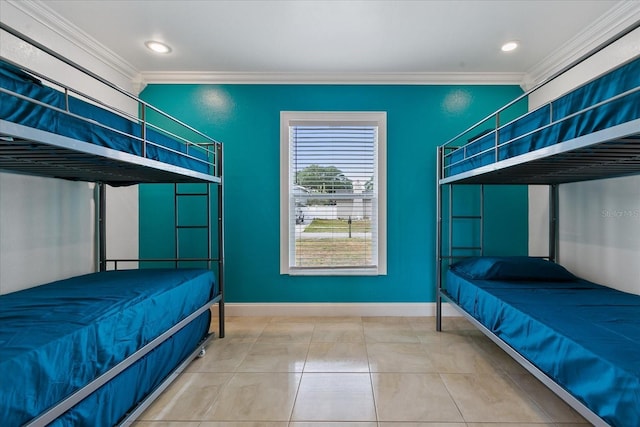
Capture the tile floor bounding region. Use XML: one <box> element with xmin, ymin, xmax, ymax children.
<box><xmin>134</xmin><ymin>316</ymin><xmax>590</xmax><ymax>427</ymax></box>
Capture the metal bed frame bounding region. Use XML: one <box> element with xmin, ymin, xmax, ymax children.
<box><xmin>435</xmin><ymin>29</ymin><xmax>640</xmax><ymax>427</ymax></box>
<box><xmin>1</xmin><ymin>23</ymin><xmax>225</xmax><ymax>426</ymax></box>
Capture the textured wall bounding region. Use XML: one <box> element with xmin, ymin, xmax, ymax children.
<box><xmin>139</xmin><ymin>84</ymin><xmax>528</xmax><ymax>303</ymax></box>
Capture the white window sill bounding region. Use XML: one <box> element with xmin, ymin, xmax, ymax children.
<box><xmin>284</xmin><ymin>266</ymin><xmax>385</xmax><ymax>276</ymax></box>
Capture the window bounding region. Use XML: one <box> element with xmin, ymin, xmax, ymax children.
<box><xmin>280</xmin><ymin>111</ymin><xmax>387</xmax><ymax>275</ymax></box>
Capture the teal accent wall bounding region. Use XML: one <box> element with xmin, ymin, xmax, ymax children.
<box><xmin>139</xmin><ymin>84</ymin><xmax>528</xmax><ymax>303</ymax></box>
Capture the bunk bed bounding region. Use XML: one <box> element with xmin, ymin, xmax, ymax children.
<box><xmin>436</xmin><ymin>49</ymin><xmax>640</xmax><ymax>427</ymax></box>
<box><xmin>0</xmin><ymin>23</ymin><xmax>225</xmax><ymax>427</ymax></box>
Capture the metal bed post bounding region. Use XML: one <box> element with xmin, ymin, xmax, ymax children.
<box><xmin>140</xmin><ymin>104</ymin><xmax>147</xmax><ymax>158</ymax></box>
<box><xmin>549</xmin><ymin>184</ymin><xmax>559</xmax><ymax>263</ymax></box>
<box><xmin>216</xmin><ymin>143</ymin><xmax>225</xmax><ymax>338</ymax></box>
<box><xmin>448</xmin><ymin>184</ymin><xmax>453</xmax><ymax>262</ymax></box>
<box><xmin>479</xmin><ymin>184</ymin><xmax>485</xmax><ymax>256</ymax></box>
<box><xmin>174</xmin><ymin>183</ymin><xmax>180</xmax><ymax>268</ymax></box>
<box><xmin>98</xmin><ymin>183</ymin><xmax>107</xmax><ymax>272</ymax></box>
<box><xmin>207</xmin><ymin>182</ymin><xmax>212</xmax><ymax>270</ymax></box>
<box><xmin>436</xmin><ymin>146</ymin><xmax>443</xmax><ymax>331</ymax></box>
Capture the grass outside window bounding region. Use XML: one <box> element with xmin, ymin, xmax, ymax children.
<box><xmin>296</xmin><ymin>219</ymin><xmax>372</xmax><ymax>267</ymax></box>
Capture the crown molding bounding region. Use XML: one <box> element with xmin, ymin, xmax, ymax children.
<box><xmin>14</xmin><ymin>0</ymin><xmax>637</xmax><ymax>90</ymax></box>
<box><xmin>139</xmin><ymin>70</ymin><xmax>526</xmax><ymax>86</ymax></box>
<box><xmin>13</xmin><ymin>0</ymin><xmax>139</xmax><ymax>85</ymax></box>
<box><xmin>523</xmin><ymin>1</ymin><xmax>640</xmax><ymax>90</ymax></box>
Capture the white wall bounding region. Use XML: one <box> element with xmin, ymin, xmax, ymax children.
<box><xmin>0</xmin><ymin>1</ymin><xmax>138</xmax><ymax>293</ymax></box>
<box><xmin>528</xmin><ymin>27</ymin><xmax>640</xmax><ymax>294</ymax></box>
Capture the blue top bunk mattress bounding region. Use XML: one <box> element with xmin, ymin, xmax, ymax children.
<box><xmin>446</xmin><ymin>56</ymin><xmax>640</xmax><ymax>178</ymax></box>
<box><xmin>0</xmin><ymin>60</ymin><xmax>211</xmax><ymax>176</ymax></box>
<box><xmin>445</xmin><ymin>256</ymin><xmax>640</xmax><ymax>427</ymax></box>
<box><xmin>0</xmin><ymin>268</ymin><xmax>217</xmax><ymax>426</ymax></box>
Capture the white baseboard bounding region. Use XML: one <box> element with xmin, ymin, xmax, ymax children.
<box><xmin>222</xmin><ymin>302</ymin><xmax>461</xmax><ymax>317</ymax></box>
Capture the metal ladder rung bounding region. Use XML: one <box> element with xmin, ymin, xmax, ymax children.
<box><xmin>447</xmin><ymin>184</ymin><xmax>485</xmax><ymax>258</ymax></box>
<box><xmin>175</xmin><ymin>192</ymin><xmax>209</xmax><ymax>197</ymax></box>
<box><xmin>175</xmin><ymin>183</ymin><xmax>212</xmax><ymax>268</ymax></box>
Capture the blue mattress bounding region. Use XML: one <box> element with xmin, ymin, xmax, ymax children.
<box><xmin>446</xmin><ymin>57</ymin><xmax>640</xmax><ymax>177</ymax></box>
<box><xmin>446</xmin><ymin>266</ymin><xmax>640</xmax><ymax>427</ymax></box>
<box><xmin>0</xmin><ymin>60</ymin><xmax>211</xmax><ymax>175</ymax></box>
<box><xmin>0</xmin><ymin>268</ymin><xmax>218</xmax><ymax>426</ymax></box>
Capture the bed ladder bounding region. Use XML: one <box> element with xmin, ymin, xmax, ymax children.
<box><xmin>446</xmin><ymin>184</ymin><xmax>484</xmax><ymax>260</ymax></box>
<box><xmin>174</xmin><ymin>180</ymin><xmax>225</xmax><ymax>339</ymax></box>
<box><xmin>436</xmin><ymin>182</ymin><xmax>484</xmax><ymax>331</ymax></box>
<box><xmin>174</xmin><ymin>183</ymin><xmax>212</xmax><ymax>269</ymax></box>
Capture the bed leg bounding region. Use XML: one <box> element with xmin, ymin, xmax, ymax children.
<box><xmin>197</xmin><ymin>347</ymin><xmax>206</xmax><ymax>358</ymax></box>
<box><xmin>218</xmin><ymin>300</ymin><xmax>225</xmax><ymax>338</ymax></box>
<box><xmin>436</xmin><ymin>292</ymin><xmax>442</xmax><ymax>331</ymax></box>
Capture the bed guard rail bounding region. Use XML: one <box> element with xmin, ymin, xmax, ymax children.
<box><xmin>438</xmin><ymin>21</ymin><xmax>640</xmax><ymax>182</ymax></box>
<box><xmin>0</xmin><ymin>22</ymin><xmax>222</xmax><ymax>178</ymax></box>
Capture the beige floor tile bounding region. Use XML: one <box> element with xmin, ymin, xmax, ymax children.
<box><xmin>207</xmin><ymin>372</ymin><xmax>302</xmax><ymax>421</ymax></box>
<box><xmin>466</xmin><ymin>424</ymin><xmax>556</xmax><ymax>427</ymax></box>
<box><xmin>363</xmin><ymin>323</ymin><xmax>420</xmax><ymax>343</ymax></box>
<box><xmin>257</xmin><ymin>322</ymin><xmax>315</xmax><ymax>343</ymax></box>
<box><xmin>362</xmin><ymin>316</ymin><xmax>412</xmax><ymax>325</ymax></box>
<box><xmin>131</xmin><ymin>422</ymin><xmax>200</xmax><ymax>427</ymax></box>
<box><xmin>185</xmin><ymin>339</ymin><xmax>253</xmax><ymax>373</ymax></box>
<box><xmin>440</xmin><ymin>373</ymin><xmax>553</xmax><ymax>423</ymax></box>
<box><xmin>508</xmin><ymin>373</ymin><xmax>587</xmax><ymax>423</ymax></box>
<box><xmin>427</xmin><ymin>338</ymin><xmax>501</xmax><ymax>374</ymax></box>
<box><xmin>469</xmin><ymin>334</ymin><xmax>529</xmax><ymax>375</ymax></box>
<box><xmin>219</xmin><ymin>317</ymin><xmax>270</xmax><ymax>342</ymax></box>
<box><xmin>405</xmin><ymin>316</ymin><xmax>435</xmax><ymax>329</ymax></box>
<box><xmin>415</xmin><ymin>327</ymin><xmax>469</xmax><ymax>345</ymax></box>
<box><xmin>304</xmin><ymin>342</ymin><xmax>369</xmax><ymax>372</ymax></box>
<box><xmin>200</xmin><ymin>423</ymin><xmax>287</xmax><ymax>427</ymax></box>
<box><xmin>379</xmin><ymin>424</ymin><xmax>467</xmax><ymax>427</ymax></box>
<box><xmin>407</xmin><ymin>317</ymin><xmax>444</xmax><ymax>338</ymax></box>
<box><xmin>136</xmin><ymin>316</ymin><xmax>595</xmax><ymax>426</ymax></box>
<box><xmin>366</xmin><ymin>342</ymin><xmax>435</xmax><ymax>373</ymax></box>
<box><xmin>225</xmin><ymin>316</ymin><xmax>273</xmax><ymax>324</ymax></box>
<box><xmin>311</xmin><ymin>321</ymin><xmax>365</xmax><ymax>342</ymax></box>
<box><xmin>371</xmin><ymin>373</ymin><xmax>464</xmax><ymax>422</ymax></box>
<box><xmin>445</xmin><ymin>316</ymin><xmax>479</xmax><ymax>331</ymax></box>
<box><xmin>269</xmin><ymin>316</ymin><xmax>319</xmax><ymax>324</ymax></box>
<box><xmin>290</xmin><ymin>423</ymin><xmax>377</xmax><ymax>427</ymax></box>
<box><xmin>139</xmin><ymin>373</ymin><xmax>232</xmax><ymax>421</ymax></box>
<box><xmin>554</xmin><ymin>424</ymin><xmax>593</xmax><ymax>426</ymax></box>
<box><xmin>291</xmin><ymin>373</ymin><xmax>376</xmax><ymax>421</ymax></box>
<box><xmin>237</xmin><ymin>341</ymin><xmax>309</xmax><ymax>372</ymax></box>
<box><xmin>413</xmin><ymin>329</ymin><xmax>445</xmax><ymax>345</ymax></box>
<box><xmin>311</xmin><ymin>316</ymin><xmax>364</xmax><ymax>323</ymax></box>
<box><xmin>409</xmin><ymin>317</ymin><xmax>467</xmax><ymax>338</ymax></box>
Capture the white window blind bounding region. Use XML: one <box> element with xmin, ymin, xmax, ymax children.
<box><xmin>280</xmin><ymin>112</ymin><xmax>387</xmax><ymax>276</ymax></box>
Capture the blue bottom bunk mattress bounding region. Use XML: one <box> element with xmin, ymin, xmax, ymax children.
<box><xmin>0</xmin><ymin>268</ymin><xmax>218</xmax><ymax>426</ymax></box>
<box><xmin>51</xmin><ymin>310</ymin><xmax>210</xmax><ymax>427</ymax></box>
<box><xmin>445</xmin><ymin>258</ymin><xmax>640</xmax><ymax>427</ymax></box>
<box><xmin>0</xmin><ymin>60</ymin><xmax>211</xmax><ymax>176</ymax></box>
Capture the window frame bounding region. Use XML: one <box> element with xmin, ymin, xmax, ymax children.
<box><xmin>280</xmin><ymin>111</ymin><xmax>387</xmax><ymax>276</ymax></box>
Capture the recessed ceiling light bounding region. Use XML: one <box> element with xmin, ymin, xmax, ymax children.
<box><xmin>145</xmin><ymin>40</ymin><xmax>172</xmax><ymax>54</ymax></box>
<box><xmin>501</xmin><ymin>41</ymin><xmax>519</xmax><ymax>52</ymax></box>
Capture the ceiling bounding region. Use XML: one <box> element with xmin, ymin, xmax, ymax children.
<box><xmin>15</xmin><ymin>1</ymin><xmax>640</xmax><ymax>85</ymax></box>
